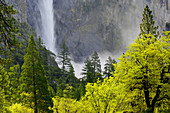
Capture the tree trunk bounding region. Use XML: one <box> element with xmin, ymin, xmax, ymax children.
<box><xmin>33</xmin><ymin>61</ymin><xmax>37</xmax><ymax>113</ymax></box>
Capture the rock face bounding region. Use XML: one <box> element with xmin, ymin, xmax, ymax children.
<box><xmin>6</xmin><ymin>0</ymin><xmax>27</xmax><ymax>22</ymax></box>
<box><xmin>9</xmin><ymin>0</ymin><xmax>170</xmax><ymax>62</ymax></box>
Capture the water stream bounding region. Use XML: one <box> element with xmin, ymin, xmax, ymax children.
<box><xmin>38</xmin><ymin>0</ymin><xmax>56</xmax><ymax>54</ymax></box>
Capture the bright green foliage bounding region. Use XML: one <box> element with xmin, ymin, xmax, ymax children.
<box><xmin>9</xmin><ymin>103</ymin><xmax>34</xmax><ymax>113</ymax></box>
<box><xmin>82</xmin><ymin>78</ymin><xmax>118</xmax><ymax>113</ymax></box>
<box><xmin>78</xmin><ymin>83</ymin><xmax>85</xmax><ymax>99</ymax></box>
<box><xmin>56</xmin><ymin>78</ymin><xmax>66</xmax><ymax>97</ymax></box>
<box><xmin>139</xmin><ymin>5</ymin><xmax>159</xmax><ymax>38</ymax></box>
<box><xmin>8</xmin><ymin>64</ymin><xmax>20</xmax><ymax>103</ymax></box>
<box><xmin>51</xmin><ymin>96</ymin><xmax>88</xmax><ymax>113</ymax></box>
<box><xmin>63</xmin><ymin>84</ymin><xmax>75</xmax><ymax>98</ymax></box>
<box><xmin>58</xmin><ymin>41</ymin><xmax>71</xmax><ymax>76</ymax></box>
<box><xmin>51</xmin><ymin>78</ymin><xmax>124</xmax><ymax>113</ymax></box>
<box><xmin>103</xmin><ymin>56</ymin><xmax>116</xmax><ymax>78</ymax></box>
<box><xmin>114</xmin><ymin>32</ymin><xmax>170</xmax><ymax>112</ymax></box>
<box><xmin>48</xmin><ymin>86</ymin><xmax>55</xmax><ymax>98</ymax></box>
<box><xmin>0</xmin><ymin>65</ymin><xmax>10</xmax><ymax>112</ymax></box>
<box><xmin>51</xmin><ymin>96</ymin><xmax>79</xmax><ymax>113</ymax></box>
<box><xmin>51</xmin><ymin>32</ymin><xmax>170</xmax><ymax>113</ymax></box>
<box><xmin>19</xmin><ymin>35</ymin><xmax>52</xmax><ymax>113</ymax></box>
<box><xmin>80</xmin><ymin>52</ymin><xmax>102</xmax><ymax>99</ymax></box>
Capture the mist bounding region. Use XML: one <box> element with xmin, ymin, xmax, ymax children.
<box><xmin>34</xmin><ymin>0</ymin><xmax>166</xmax><ymax>78</ymax></box>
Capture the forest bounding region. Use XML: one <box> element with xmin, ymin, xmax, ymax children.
<box><xmin>0</xmin><ymin>0</ymin><xmax>169</xmax><ymax>113</ymax></box>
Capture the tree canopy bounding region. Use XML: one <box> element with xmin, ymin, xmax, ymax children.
<box><xmin>20</xmin><ymin>35</ymin><xmax>52</xmax><ymax>113</ymax></box>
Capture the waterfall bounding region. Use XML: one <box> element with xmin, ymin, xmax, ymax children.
<box><xmin>38</xmin><ymin>0</ymin><xmax>56</xmax><ymax>54</ymax></box>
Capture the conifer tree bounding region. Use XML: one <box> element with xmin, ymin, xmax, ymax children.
<box><xmin>58</xmin><ymin>41</ymin><xmax>71</xmax><ymax>76</ymax></box>
<box><xmin>20</xmin><ymin>35</ymin><xmax>52</xmax><ymax>113</ymax></box>
<box><xmin>139</xmin><ymin>5</ymin><xmax>159</xmax><ymax>38</ymax></box>
<box><xmin>0</xmin><ymin>1</ymin><xmax>19</xmax><ymax>112</ymax></box>
<box><xmin>103</xmin><ymin>56</ymin><xmax>116</xmax><ymax>78</ymax></box>
<box><xmin>82</xmin><ymin>52</ymin><xmax>102</xmax><ymax>83</ymax></box>
<box><xmin>82</xmin><ymin>56</ymin><xmax>94</xmax><ymax>82</ymax></box>
<box><xmin>67</xmin><ymin>64</ymin><xmax>78</xmax><ymax>86</ymax></box>
<box><xmin>91</xmin><ymin>51</ymin><xmax>102</xmax><ymax>80</ymax></box>
<box><xmin>0</xmin><ymin>0</ymin><xmax>19</xmax><ymax>63</ymax></box>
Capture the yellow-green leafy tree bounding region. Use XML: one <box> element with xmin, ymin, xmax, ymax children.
<box><xmin>9</xmin><ymin>103</ymin><xmax>34</xmax><ymax>113</ymax></box>
<box><xmin>51</xmin><ymin>96</ymin><xmax>80</xmax><ymax>113</ymax></box>
<box><xmin>82</xmin><ymin>78</ymin><xmax>124</xmax><ymax>113</ymax></box>
<box><xmin>114</xmin><ymin>32</ymin><xmax>170</xmax><ymax>112</ymax></box>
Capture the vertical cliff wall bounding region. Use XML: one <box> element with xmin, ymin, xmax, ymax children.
<box><xmin>7</xmin><ymin>0</ymin><xmax>170</xmax><ymax>62</ymax></box>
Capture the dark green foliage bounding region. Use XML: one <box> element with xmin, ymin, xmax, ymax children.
<box><xmin>56</xmin><ymin>42</ymin><xmax>80</xmax><ymax>100</ymax></box>
<box><xmin>67</xmin><ymin>64</ymin><xmax>79</xmax><ymax>86</ymax></box>
<box><xmin>0</xmin><ymin>1</ymin><xmax>20</xmax><ymax>112</ymax></box>
<box><xmin>139</xmin><ymin>5</ymin><xmax>159</xmax><ymax>38</ymax></box>
<box><xmin>0</xmin><ymin>0</ymin><xmax>19</xmax><ymax>64</ymax></box>
<box><xmin>103</xmin><ymin>56</ymin><xmax>116</xmax><ymax>78</ymax></box>
<box><xmin>36</xmin><ymin>37</ymin><xmax>61</xmax><ymax>92</ymax></box>
<box><xmin>20</xmin><ymin>35</ymin><xmax>52</xmax><ymax>113</ymax></box>
<box><xmin>82</xmin><ymin>57</ymin><xmax>94</xmax><ymax>83</ymax></box>
<box><xmin>82</xmin><ymin>51</ymin><xmax>102</xmax><ymax>83</ymax></box>
<box><xmin>58</xmin><ymin>41</ymin><xmax>71</xmax><ymax>76</ymax></box>
<box><xmin>80</xmin><ymin>51</ymin><xmax>103</xmax><ymax>99</ymax></box>
<box><xmin>91</xmin><ymin>51</ymin><xmax>102</xmax><ymax>78</ymax></box>
<box><xmin>13</xmin><ymin>22</ymin><xmax>36</xmax><ymax>74</ymax></box>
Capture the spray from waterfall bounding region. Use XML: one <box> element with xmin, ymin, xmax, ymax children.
<box><xmin>38</xmin><ymin>0</ymin><xmax>56</xmax><ymax>55</ymax></box>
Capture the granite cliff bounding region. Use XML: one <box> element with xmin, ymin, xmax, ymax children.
<box><xmin>7</xmin><ymin>0</ymin><xmax>170</xmax><ymax>62</ymax></box>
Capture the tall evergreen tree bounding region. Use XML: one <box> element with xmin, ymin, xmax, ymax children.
<box><xmin>91</xmin><ymin>51</ymin><xmax>102</xmax><ymax>80</ymax></box>
<box><xmin>19</xmin><ymin>35</ymin><xmax>52</xmax><ymax>113</ymax></box>
<box><xmin>0</xmin><ymin>0</ymin><xmax>19</xmax><ymax>63</ymax></box>
<box><xmin>58</xmin><ymin>41</ymin><xmax>71</xmax><ymax>76</ymax></box>
<box><xmin>67</xmin><ymin>64</ymin><xmax>78</xmax><ymax>86</ymax></box>
<box><xmin>82</xmin><ymin>56</ymin><xmax>94</xmax><ymax>82</ymax></box>
<box><xmin>82</xmin><ymin>51</ymin><xmax>102</xmax><ymax>83</ymax></box>
<box><xmin>139</xmin><ymin>5</ymin><xmax>159</xmax><ymax>38</ymax></box>
<box><xmin>0</xmin><ymin>1</ymin><xmax>19</xmax><ymax>112</ymax></box>
<box><xmin>103</xmin><ymin>56</ymin><xmax>116</xmax><ymax>78</ymax></box>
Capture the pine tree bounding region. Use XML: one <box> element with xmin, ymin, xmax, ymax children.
<box><xmin>82</xmin><ymin>52</ymin><xmax>102</xmax><ymax>83</ymax></box>
<box><xmin>58</xmin><ymin>41</ymin><xmax>71</xmax><ymax>76</ymax></box>
<box><xmin>67</xmin><ymin>64</ymin><xmax>78</xmax><ymax>86</ymax></box>
<box><xmin>0</xmin><ymin>0</ymin><xmax>19</xmax><ymax>64</ymax></box>
<box><xmin>91</xmin><ymin>51</ymin><xmax>102</xmax><ymax>81</ymax></box>
<box><xmin>0</xmin><ymin>1</ymin><xmax>19</xmax><ymax>112</ymax></box>
<box><xmin>20</xmin><ymin>35</ymin><xmax>52</xmax><ymax>113</ymax></box>
<box><xmin>82</xmin><ymin>56</ymin><xmax>94</xmax><ymax>82</ymax></box>
<box><xmin>103</xmin><ymin>56</ymin><xmax>116</xmax><ymax>78</ymax></box>
<box><xmin>139</xmin><ymin>5</ymin><xmax>159</xmax><ymax>38</ymax></box>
